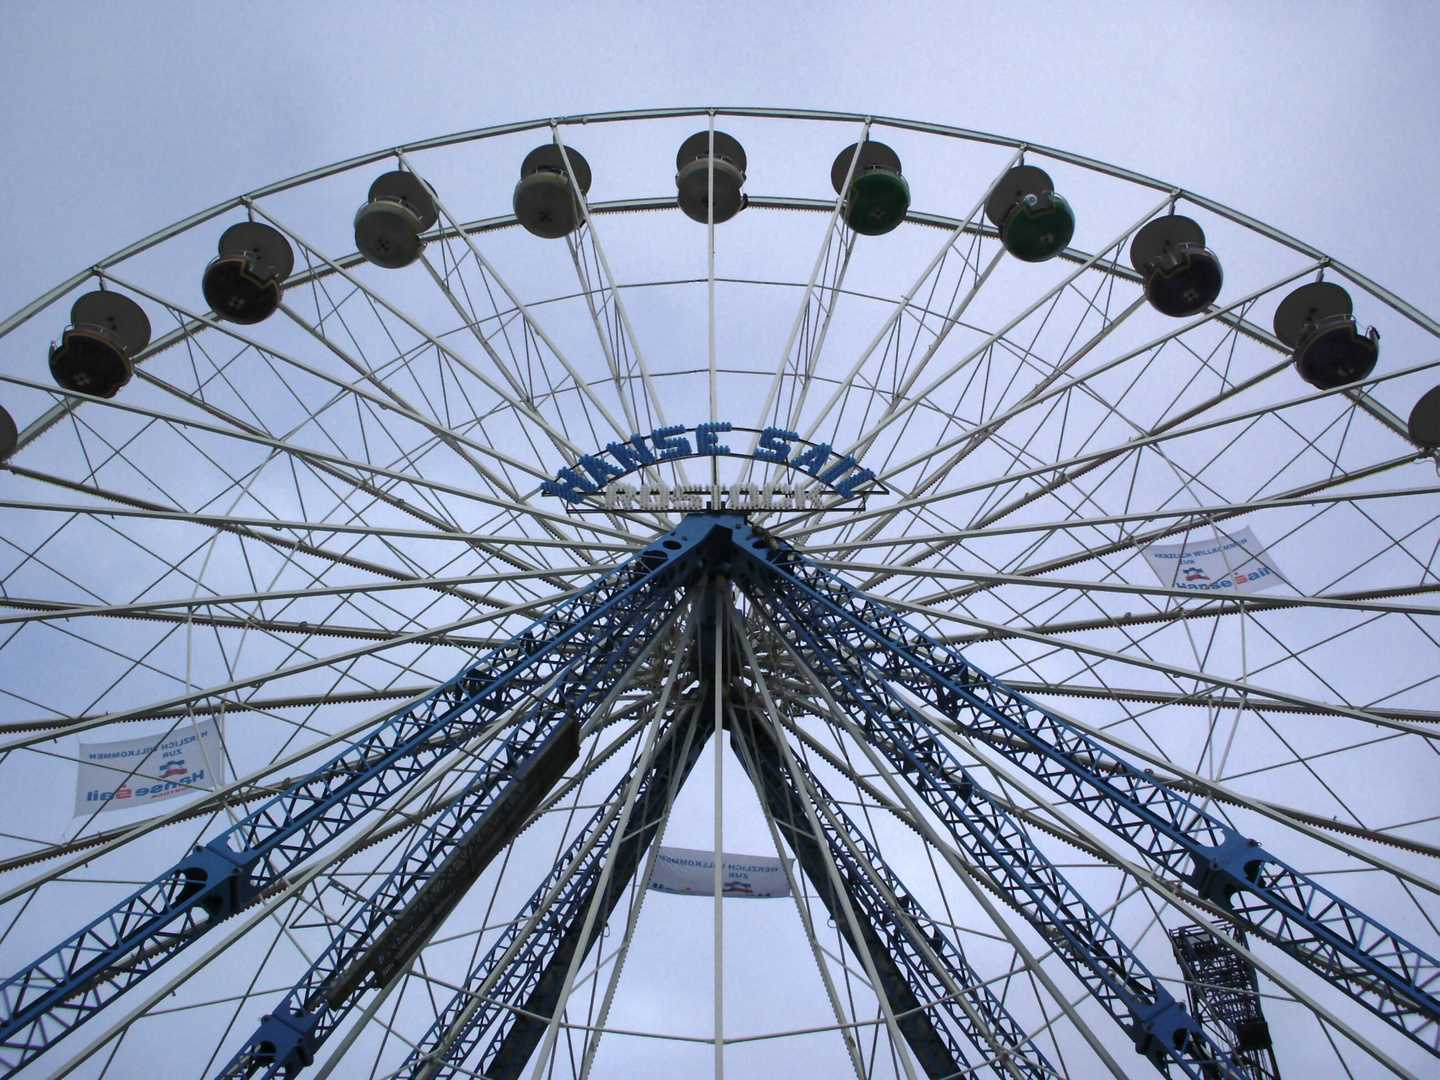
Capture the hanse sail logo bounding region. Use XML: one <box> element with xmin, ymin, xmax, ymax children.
<box><xmin>74</xmin><ymin>719</ymin><xmax>221</xmax><ymax>816</ymax></box>
<box><xmin>541</xmin><ymin>421</ymin><xmax>877</xmax><ymax>511</ymax></box>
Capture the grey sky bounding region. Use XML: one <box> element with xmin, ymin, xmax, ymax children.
<box><xmin>1</xmin><ymin>2</ymin><xmax>1437</xmax><ymax>321</ymax></box>
<box><xmin>1</xmin><ymin>4</ymin><xmax>1437</xmax><ymax>1078</ymax></box>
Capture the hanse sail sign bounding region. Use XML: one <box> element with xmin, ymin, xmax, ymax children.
<box><xmin>540</xmin><ymin>421</ymin><xmax>879</xmax><ymax>512</ymax></box>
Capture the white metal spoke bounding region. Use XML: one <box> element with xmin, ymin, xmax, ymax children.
<box><xmin>2</xmin><ymin>108</ymin><xmax>1436</xmax><ymax>1080</ymax></box>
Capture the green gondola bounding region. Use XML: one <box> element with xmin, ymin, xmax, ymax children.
<box><xmin>832</xmin><ymin>141</ymin><xmax>910</xmax><ymax>236</ymax></box>
<box><xmin>1000</xmin><ymin>192</ymin><xmax>1075</xmax><ymax>262</ymax></box>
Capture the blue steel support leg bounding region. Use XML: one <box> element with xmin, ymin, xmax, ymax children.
<box><xmin>724</xmin><ymin>686</ymin><xmax>1056</xmax><ymax>1080</ymax></box>
<box><xmin>729</xmin><ymin>551</ymin><xmax>1242</xmax><ymax>1076</ymax></box>
<box><xmin>213</xmin><ymin>602</ymin><xmax>718</xmax><ymax>1075</ymax></box>
<box><xmin>1171</xmin><ymin>926</ymin><xmax>1282</xmax><ymax>1080</ymax></box>
<box><xmin>395</xmin><ymin>692</ymin><xmax>711</xmax><ymax>1080</ymax></box>
<box><xmin>725</xmin><ymin>522</ymin><xmax>1440</xmax><ymax>1057</ymax></box>
<box><xmin>0</xmin><ymin>517</ymin><xmax>740</xmax><ymax>1078</ymax></box>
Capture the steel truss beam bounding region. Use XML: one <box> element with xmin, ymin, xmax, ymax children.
<box><xmin>724</xmin><ymin>517</ymin><xmax>1440</xmax><ymax>1061</ymax></box>
<box><xmin>0</xmin><ymin>522</ymin><xmax>724</xmax><ymax>1077</ymax></box>
<box><xmin>738</xmin><ymin>587</ymin><xmax>1242</xmax><ymax>1076</ymax></box>
<box><xmin>396</xmin><ymin>692</ymin><xmax>709</xmax><ymax>1080</ymax></box>
<box><xmin>1170</xmin><ymin>925</ymin><xmax>1282</xmax><ymax>1080</ymax></box>
<box><xmin>8</xmin><ymin>513</ymin><xmax>1436</xmax><ymax>1079</ymax></box>
<box><xmin>724</xmin><ymin>681</ymin><xmax>1055</xmax><ymax>1080</ymax></box>
<box><xmin>215</xmin><ymin>697</ymin><xmax>582</xmax><ymax>1078</ymax></box>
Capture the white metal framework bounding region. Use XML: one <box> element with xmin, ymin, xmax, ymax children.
<box><xmin>0</xmin><ymin>108</ymin><xmax>1437</xmax><ymax>1080</ymax></box>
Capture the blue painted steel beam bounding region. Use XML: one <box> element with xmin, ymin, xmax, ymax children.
<box><xmin>396</xmin><ymin>693</ymin><xmax>711</xmax><ymax>1080</ymax></box>
<box><xmin>725</xmin><ymin>687</ymin><xmax>1057</xmax><ymax>1080</ymax></box>
<box><xmin>12</xmin><ymin>512</ymin><xmax>1432</xmax><ymax>1077</ymax></box>
<box><xmin>739</xmin><ymin>570</ymin><xmax>1239</xmax><ymax>1077</ymax></box>
<box><xmin>725</xmin><ymin>519</ymin><xmax>1440</xmax><ymax>1059</ymax></box>
<box><xmin>1171</xmin><ymin>926</ymin><xmax>1282</xmax><ymax>1080</ymax></box>
<box><xmin>0</xmin><ymin>518</ymin><xmax>735</xmax><ymax>1078</ymax></box>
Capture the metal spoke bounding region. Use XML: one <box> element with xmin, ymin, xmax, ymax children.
<box><xmin>3</xmin><ymin>108</ymin><xmax>1437</xmax><ymax>1080</ymax></box>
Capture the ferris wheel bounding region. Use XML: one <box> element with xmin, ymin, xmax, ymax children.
<box><xmin>0</xmin><ymin>106</ymin><xmax>1438</xmax><ymax>1080</ymax></box>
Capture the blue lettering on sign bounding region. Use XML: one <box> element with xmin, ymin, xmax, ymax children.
<box><xmin>541</xmin><ymin>466</ymin><xmax>595</xmax><ymax>502</ymax></box>
<box><xmin>791</xmin><ymin>441</ymin><xmax>832</xmax><ymax>477</ymax></box>
<box><xmin>605</xmin><ymin>434</ymin><xmax>655</xmax><ymax>471</ymax></box>
<box><xmin>86</xmin><ymin>770</ymin><xmax>207</xmax><ymax>803</ymax></box>
<box><xmin>695</xmin><ymin>421</ymin><xmax>732</xmax><ymax>455</ymax></box>
<box><xmin>543</xmin><ymin>422</ymin><xmax>874</xmax><ymax>504</ymax></box>
<box><xmin>579</xmin><ymin>454</ymin><xmax>624</xmax><ymax>487</ymax></box>
<box><xmin>755</xmin><ymin>427</ymin><xmax>796</xmax><ymax>463</ymax></box>
<box><xmin>649</xmin><ymin>425</ymin><xmax>692</xmax><ymax>461</ymax></box>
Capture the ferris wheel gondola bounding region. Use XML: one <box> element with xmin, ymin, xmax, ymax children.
<box><xmin>0</xmin><ymin>108</ymin><xmax>1437</xmax><ymax>1080</ymax></box>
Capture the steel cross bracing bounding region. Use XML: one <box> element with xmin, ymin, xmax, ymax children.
<box><xmin>737</xmin><ymin>570</ymin><xmax>1241</xmax><ymax>1076</ymax></box>
<box><xmin>724</xmin><ymin>521</ymin><xmax>1440</xmax><ymax>1058</ymax></box>
<box><xmin>724</xmin><ymin>685</ymin><xmax>1056</xmax><ymax>1080</ymax></box>
<box><xmin>7</xmin><ymin>513</ymin><xmax>1437</xmax><ymax>1078</ymax></box>
<box><xmin>211</xmin><ymin>594</ymin><xmax>673</xmax><ymax>1078</ymax></box>
<box><xmin>0</xmin><ymin>523</ymin><xmax>724</xmax><ymax>1077</ymax></box>
<box><xmin>1170</xmin><ymin>926</ymin><xmax>1282</xmax><ymax>1080</ymax></box>
<box><xmin>396</xmin><ymin>694</ymin><xmax>709</xmax><ymax>1080</ymax></box>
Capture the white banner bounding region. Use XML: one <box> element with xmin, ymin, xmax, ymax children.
<box><xmin>647</xmin><ymin>846</ymin><xmax>791</xmax><ymax>899</ymax></box>
<box><xmin>76</xmin><ymin>719</ymin><xmax>220</xmax><ymax>815</ymax></box>
<box><xmin>1142</xmin><ymin>526</ymin><xmax>1283</xmax><ymax>596</ymax></box>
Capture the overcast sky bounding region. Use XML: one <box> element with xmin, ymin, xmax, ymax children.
<box><xmin>1</xmin><ymin>2</ymin><xmax>1437</xmax><ymax>323</ymax></box>
<box><xmin>2</xmin><ymin>4</ymin><xmax>1437</xmax><ymax>1077</ymax></box>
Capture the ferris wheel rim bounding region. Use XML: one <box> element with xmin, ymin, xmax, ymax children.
<box><xmin>6</xmin><ymin>105</ymin><xmax>1438</xmax><ymax>347</ymax></box>
<box><xmin>0</xmin><ymin>106</ymin><xmax>1436</xmax><ymax>1080</ymax></box>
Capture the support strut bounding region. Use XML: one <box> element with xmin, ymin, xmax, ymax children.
<box><xmin>397</xmin><ymin>693</ymin><xmax>711</xmax><ymax>1080</ymax></box>
<box><xmin>726</xmin><ymin>686</ymin><xmax>1055</xmax><ymax>1080</ymax></box>
<box><xmin>0</xmin><ymin>518</ymin><xmax>732</xmax><ymax>1078</ymax></box>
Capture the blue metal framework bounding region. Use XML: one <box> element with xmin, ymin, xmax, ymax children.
<box><xmin>2</xmin><ymin>513</ymin><xmax>1437</xmax><ymax>1078</ymax></box>
<box><xmin>396</xmin><ymin>692</ymin><xmax>709</xmax><ymax>1080</ymax></box>
<box><xmin>727</xmin><ymin>519</ymin><xmax>1440</xmax><ymax>1057</ymax></box>
<box><xmin>732</xmin><ymin>553</ymin><xmax>1240</xmax><ymax>1076</ymax></box>
<box><xmin>1170</xmin><ymin>925</ymin><xmax>1281</xmax><ymax>1080</ymax></box>
<box><xmin>725</xmin><ymin>686</ymin><xmax>1057</xmax><ymax>1080</ymax></box>
<box><xmin>0</xmin><ymin>522</ymin><xmax>720</xmax><ymax>1077</ymax></box>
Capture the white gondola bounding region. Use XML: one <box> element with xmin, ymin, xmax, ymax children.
<box><xmin>354</xmin><ymin>171</ymin><xmax>438</xmax><ymax>268</ymax></box>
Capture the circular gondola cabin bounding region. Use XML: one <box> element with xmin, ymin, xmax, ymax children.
<box><xmin>675</xmin><ymin>131</ymin><xmax>747</xmax><ymax>224</ymax></box>
<box><xmin>1273</xmin><ymin>281</ymin><xmax>1379</xmax><ymax>390</ymax></box>
<box><xmin>48</xmin><ymin>290</ymin><xmax>151</xmax><ymax>398</ymax></box>
<box><xmin>201</xmin><ymin>222</ymin><xmax>294</xmax><ymax>324</ymax></box>
<box><xmin>355</xmin><ymin>171</ymin><xmax>439</xmax><ymax>268</ymax></box>
<box><xmin>513</xmin><ymin>144</ymin><xmax>593</xmax><ymax>238</ymax></box>
<box><xmin>830</xmin><ymin>141</ymin><xmax>910</xmax><ymax>236</ymax></box>
<box><xmin>0</xmin><ymin>403</ymin><xmax>16</xmax><ymax>461</ymax></box>
<box><xmin>1407</xmin><ymin>385</ymin><xmax>1440</xmax><ymax>449</ymax></box>
<box><xmin>1129</xmin><ymin>214</ymin><xmax>1223</xmax><ymax>317</ymax></box>
<box><xmin>984</xmin><ymin>164</ymin><xmax>1075</xmax><ymax>263</ymax></box>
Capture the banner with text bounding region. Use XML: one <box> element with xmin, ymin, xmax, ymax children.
<box><xmin>76</xmin><ymin>719</ymin><xmax>220</xmax><ymax>816</ymax></box>
<box><xmin>648</xmin><ymin>846</ymin><xmax>790</xmax><ymax>899</ymax></box>
<box><xmin>1142</xmin><ymin>526</ymin><xmax>1283</xmax><ymax>596</ymax></box>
